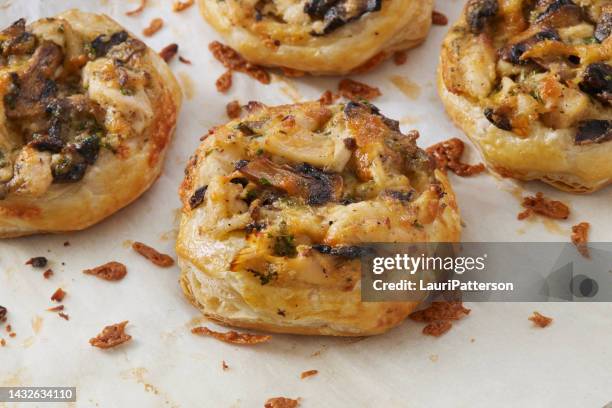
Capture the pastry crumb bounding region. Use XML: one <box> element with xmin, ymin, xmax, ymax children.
<box><xmin>26</xmin><ymin>256</ymin><xmax>47</xmax><ymax>268</ymax></box>
<box><xmin>179</xmin><ymin>56</ymin><xmax>192</xmax><ymax>64</ymax></box>
<box><xmin>43</xmin><ymin>269</ymin><xmax>53</xmax><ymax>279</ymax></box>
<box><xmin>159</xmin><ymin>43</ymin><xmax>178</xmax><ymax>63</ymax></box>
<box><xmin>410</xmin><ymin>301</ymin><xmax>471</xmax><ymax>337</ymax></box>
<box><xmin>132</xmin><ymin>242</ymin><xmax>174</xmax><ymax>267</ymax></box>
<box><xmin>209</xmin><ymin>41</ymin><xmax>270</xmax><ymax>86</ymax></box>
<box><xmin>143</xmin><ymin>18</ymin><xmax>163</xmax><ymax>37</ymax></box>
<box><xmin>318</xmin><ymin>90</ymin><xmax>338</xmax><ymax>105</ymax></box>
<box><xmin>47</xmin><ymin>305</ymin><xmax>64</xmax><ymax>312</ymax></box>
<box><xmin>571</xmin><ymin>222</ymin><xmax>590</xmax><ymax>258</ymax></box>
<box><xmin>172</xmin><ymin>0</ymin><xmax>194</xmax><ymax>12</ymax></box>
<box><xmin>83</xmin><ymin>261</ymin><xmax>128</xmax><ymax>281</ymax></box>
<box><xmin>300</xmin><ymin>369</ymin><xmax>318</xmax><ymax>379</ymax></box>
<box><xmin>529</xmin><ymin>311</ymin><xmax>553</xmax><ymax>328</ymax></box>
<box><xmin>191</xmin><ymin>326</ymin><xmax>271</xmax><ymax>345</ymax></box>
<box><xmin>264</xmin><ymin>397</ymin><xmax>300</xmax><ymax>408</ymax></box>
<box><xmin>518</xmin><ymin>192</ymin><xmax>569</xmax><ymax>220</ymax></box>
<box><xmin>90</xmin><ymin>321</ymin><xmax>132</xmax><ymax>349</ymax></box>
<box><xmin>226</xmin><ymin>100</ymin><xmax>242</xmax><ymax>119</ymax></box>
<box><xmin>126</xmin><ymin>0</ymin><xmax>146</xmax><ymax>16</ymax></box>
<box><xmin>222</xmin><ymin>360</ymin><xmax>229</xmax><ymax>371</ymax></box>
<box><xmin>338</xmin><ymin>79</ymin><xmax>381</xmax><ymax>101</ymax></box>
<box><xmin>216</xmin><ymin>70</ymin><xmax>233</xmax><ymax>93</ymax></box>
<box><xmin>426</xmin><ymin>138</ymin><xmax>485</xmax><ymax>177</ymax></box>
<box><xmin>50</xmin><ymin>288</ymin><xmax>66</xmax><ymax>302</ymax></box>
<box><xmin>432</xmin><ymin>11</ymin><xmax>449</xmax><ymax>25</ymax></box>
<box><xmin>58</xmin><ymin>312</ymin><xmax>70</xmax><ymax>321</ymax></box>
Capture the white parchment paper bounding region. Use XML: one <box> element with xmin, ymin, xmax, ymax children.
<box><xmin>1</xmin><ymin>1</ymin><xmax>611</xmax><ymax>407</ymax></box>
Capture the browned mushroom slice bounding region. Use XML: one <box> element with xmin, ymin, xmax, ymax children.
<box><xmin>595</xmin><ymin>5</ymin><xmax>612</xmax><ymax>42</ymax></box>
<box><xmin>579</xmin><ymin>63</ymin><xmax>612</xmax><ymax>105</ymax></box>
<box><xmin>236</xmin><ymin>158</ymin><xmax>343</xmax><ymax>205</ymax></box>
<box><xmin>0</xmin><ymin>18</ymin><xmax>37</xmax><ymax>57</ymax></box>
<box><xmin>465</xmin><ymin>0</ymin><xmax>499</xmax><ymax>34</ymax></box>
<box><xmin>534</xmin><ymin>0</ymin><xmax>583</xmax><ymax>27</ymax></box>
<box><xmin>305</xmin><ymin>0</ymin><xmax>382</xmax><ymax>35</ymax></box>
<box><xmin>4</xmin><ymin>41</ymin><xmax>63</xmax><ymax>122</ymax></box>
<box><xmin>90</xmin><ymin>31</ymin><xmax>129</xmax><ymax>58</ymax></box>
<box><xmin>575</xmin><ymin>120</ymin><xmax>612</xmax><ymax>145</ymax></box>
<box><xmin>498</xmin><ymin>28</ymin><xmax>561</xmax><ymax>65</ymax></box>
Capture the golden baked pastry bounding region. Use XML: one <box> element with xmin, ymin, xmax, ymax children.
<box><xmin>198</xmin><ymin>0</ymin><xmax>434</xmax><ymax>75</ymax></box>
<box><xmin>439</xmin><ymin>0</ymin><xmax>612</xmax><ymax>193</ymax></box>
<box><xmin>0</xmin><ymin>10</ymin><xmax>182</xmax><ymax>238</ymax></box>
<box><xmin>177</xmin><ymin>101</ymin><xmax>461</xmax><ymax>336</ymax></box>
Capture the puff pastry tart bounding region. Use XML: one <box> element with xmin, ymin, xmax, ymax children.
<box><xmin>198</xmin><ymin>0</ymin><xmax>434</xmax><ymax>75</ymax></box>
<box><xmin>0</xmin><ymin>10</ymin><xmax>181</xmax><ymax>238</ymax></box>
<box><xmin>440</xmin><ymin>0</ymin><xmax>612</xmax><ymax>193</ymax></box>
<box><xmin>177</xmin><ymin>101</ymin><xmax>461</xmax><ymax>336</ymax></box>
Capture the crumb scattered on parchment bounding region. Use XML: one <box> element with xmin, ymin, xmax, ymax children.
<box><xmin>429</xmin><ymin>354</ymin><xmax>439</xmax><ymax>362</ymax></box>
<box><xmin>571</xmin><ymin>222</ymin><xmax>590</xmax><ymax>258</ymax></box>
<box><xmin>427</xmin><ymin>138</ymin><xmax>485</xmax><ymax>177</ymax></box>
<box><xmin>338</xmin><ymin>79</ymin><xmax>381</xmax><ymax>101</ymax></box>
<box><xmin>43</xmin><ymin>269</ymin><xmax>53</xmax><ymax>279</ymax></box>
<box><xmin>172</xmin><ymin>0</ymin><xmax>194</xmax><ymax>12</ymax></box>
<box><xmin>300</xmin><ymin>370</ymin><xmax>318</xmax><ymax>379</ymax></box>
<box><xmin>126</xmin><ymin>0</ymin><xmax>146</xmax><ymax>16</ymax></box>
<box><xmin>216</xmin><ymin>70</ymin><xmax>233</xmax><ymax>93</ymax></box>
<box><xmin>179</xmin><ymin>56</ymin><xmax>192</xmax><ymax>64</ymax></box>
<box><xmin>63</xmin><ymin>241</ymin><xmax>70</xmax><ymax>246</ymax></box>
<box><xmin>0</xmin><ymin>339</ymin><xmax>5</xmax><ymax>346</ymax></box>
<box><xmin>318</xmin><ymin>90</ymin><xmax>339</xmax><ymax>105</ymax></box>
<box><xmin>393</xmin><ymin>51</ymin><xmax>408</xmax><ymax>65</ymax></box>
<box><xmin>143</xmin><ymin>18</ymin><xmax>163</xmax><ymax>37</ymax></box>
<box><xmin>410</xmin><ymin>301</ymin><xmax>471</xmax><ymax>337</ymax></box>
<box><xmin>50</xmin><ymin>288</ymin><xmax>66</xmax><ymax>302</ymax></box>
<box><xmin>132</xmin><ymin>242</ymin><xmax>174</xmax><ymax>267</ymax></box>
<box><xmin>191</xmin><ymin>326</ymin><xmax>271</xmax><ymax>345</ymax></box>
<box><xmin>222</xmin><ymin>360</ymin><xmax>229</xmax><ymax>371</ymax></box>
<box><xmin>159</xmin><ymin>43</ymin><xmax>178</xmax><ymax>63</ymax></box>
<box><xmin>47</xmin><ymin>305</ymin><xmax>64</xmax><ymax>312</ymax></box>
<box><xmin>432</xmin><ymin>11</ymin><xmax>448</xmax><ymax>25</ymax></box>
<box><xmin>226</xmin><ymin>100</ymin><xmax>242</xmax><ymax>119</ymax></box>
<box><xmin>58</xmin><ymin>312</ymin><xmax>69</xmax><ymax>321</ymax></box>
<box><xmin>83</xmin><ymin>261</ymin><xmax>128</xmax><ymax>281</ymax></box>
<box><xmin>529</xmin><ymin>311</ymin><xmax>553</xmax><ymax>328</ymax></box>
<box><xmin>0</xmin><ymin>305</ymin><xmax>6</xmax><ymax>322</ymax></box>
<box><xmin>264</xmin><ymin>397</ymin><xmax>300</xmax><ymax>408</ymax></box>
<box><xmin>518</xmin><ymin>192</ymin><xmax>570</xmax><ymax>220</ymax></box>
<box><xmin>90</xmin><ymin>321</ymin><xmax>132</xmax><ymax>349</ymax></box>
<box><xmin>26</xmin><ymin>256</ymin><xmax>47</xmax><ymax>268</ymax></box>
<box><xmin>209</xmin><ymin>41</ymin><xmax>270</xmax><ymax>89</ymax></box>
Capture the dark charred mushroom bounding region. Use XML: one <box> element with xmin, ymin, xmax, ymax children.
<box><xmin>534</xmin><ymin>0</ymin><xmax>583</xmax><ymax>27</ymax></box>
<box><xmin>575</xmin><ymin>120</ymin><xmax>612</xmax><ymax>145</ymax></box>
<box><xmin>311</xmin><ymin>244</ymin><xmax>367</xmax><ymax>259</ymax></box>
<box><xmin>595</xmin><ymin>6</ymin><xmax>612</xmax><ymax>42</ymax></box>
<box><xmin>0</xmin><ymin>18</ymin><xmax>37</xmax><ymax>57</ymax></box>
<box><xmin>484</xmin><ymin>107</ymin><xmax>512</xmax><ymax>131</ymax></box>
<box><xmin>4</xmin><ymin>41</ymin><xmax>63</xmax><ymax>121</ymax></box>
<box><xmin>579</xmin><ymin>63</ymin><xmax>612</xmax><ymax>105</ymax></box>
<box><xmin>305</xmin><ymin>0</ymin><xmax>382</xmax><ymax>35</ymax></box>
<box><xmin>51</xmin><ymin>154</ymin><xmax>88</xmax><ymax>183</ymax></box>
<box><xmin>344</xmin><ymin>101</ymin><xmax>400</xmax><ymax>132</ymax></box>
<box><xmin>189</xmin><ymin>186</ymin><xmax>208</xmax><ymax>209</ymax></box>
<box><xmin>465</xmin><ymin>0</ymin><xmax>499</xmax><ymax>34</ymax></box>
<box><xmin>498</xmin><ymin>28</ymin><xmax>561</xmax><ymax>65</ymax></box>
<box><xmin>384</xmin><ymin>189</ymin><xmax>415</xmax><ymax>203</ymax></box>
<box><xmin>236</xmin><ymin>157</ymin><xmax>343</xmax><ymax>206</ymax></box>
<box><xmin>90</xmin><ymin>31</ymin><xmax>129</xmax><ymax>58</ymax></box>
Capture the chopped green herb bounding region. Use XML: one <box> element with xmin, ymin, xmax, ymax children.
<box><xmin>273</xmin><ymin>235</ymin><xmax>297</xmax><ymax>257</ymax></box>
<box><xmin>247</xmin><ymin>268</ymin><xmax>278</xmax><ymax>285</ymax></box>
<box><xmin>259</xmin><ymin>177</ymin><xmax>272</xmax><ymax>186</ymax></box>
